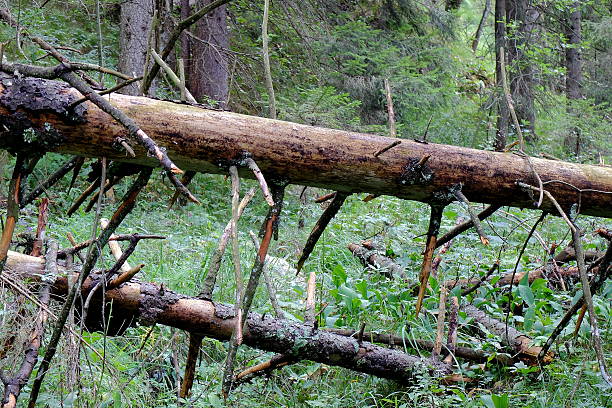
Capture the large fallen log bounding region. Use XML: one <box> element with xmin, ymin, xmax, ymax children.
<box><xmin>4</xmin><ymin>251</ymin><xmax>450</xmax><ymax>384</ymax></box>
<box><xmin>0</xmin><ymin>76</ymin><xmax>610</xmax><ymax>217</ymax></box>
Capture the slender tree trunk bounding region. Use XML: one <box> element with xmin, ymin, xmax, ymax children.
<box><xmin>472</xmin><ymin>0</ymin><xmax>491</xmax><ymax>52</ymax></box>
<box><xmin>118</xmin><ymin>0</ymin><xmax>155</xmax><ymax>96</ymax></box>
<box><xmin>180</xmin><ymin>0</ymin><xmax>191</xmax><ymax>67</ymax></box>
<box><xmin>564</xmin><ymin>1</ymin><xmax>583</xmax><ymax>155</ymax></box>
<box><xmin>506</xmin><ymin>0</ymin><xmax>539</xmax><ymax>141</ymax></box>
<box><xmin>494</xmin><ymin>0</ymin><xmax>509</xmax><ymax>151</ymax></box>
<box><xmin>185</xmin><ymin>0</ymin><xmax>229</xmax><ymax>108</ymax></box>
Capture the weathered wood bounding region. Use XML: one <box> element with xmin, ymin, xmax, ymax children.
<box><xmin>4</xmin><ymin>251</ymin><xmax>450</xmax><ymax>384</ymax></box>
<box><xmin>0</xmin><ymin>76</ymin><xmax>611</xmax><ymax>217</ymax></box>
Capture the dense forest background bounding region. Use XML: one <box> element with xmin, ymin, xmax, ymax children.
<box><xmin>0</xmin><ymin>0</ymin><xmax>610</xmax><ymax>407</ymax></box>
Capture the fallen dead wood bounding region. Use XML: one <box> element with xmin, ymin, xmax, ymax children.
<box><xmin>348</xmin><ymin>242</ymin><xmax>405</xmax><ymax>278</ymax></box>
<box><xmin>348</xmin><ymin>242</ymin><xmax>603</xmax><ymax>289</ymax></box>
<box><xmin>323</xmin><ymin>328</ymin><xmax>514</xmax><ymax>365</ymax></box>
<box><xmin>4</xmin><ymin>250</ymin><xmax>450</xmax><ymax>384</ymax></box>
<box><xmin>462</xmin><ymin>304</ymin><xmax>552</xmax><ymax>364</ymax></box>
<box><xmin>1</xmin><ymin>76</ymin><xmax>611</xmax><ymax>217</ymax></box>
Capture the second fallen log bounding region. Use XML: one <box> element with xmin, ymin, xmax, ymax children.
<box><xmin>5</xmin><ymin>250</ymin><xmax>450</xmax><ymax>384</ymax></box>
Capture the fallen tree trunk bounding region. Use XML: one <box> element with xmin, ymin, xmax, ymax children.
<box><xmin>0</xmin><ymin>76</ymin><xmax>610</xmax><ymax>217</ymax></box>
<box><xmin>4</xmin><ymin>251</ymin><xmax>450</xmax><ymax>384</ymax></box>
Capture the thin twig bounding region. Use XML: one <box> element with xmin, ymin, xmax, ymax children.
<box><xmin>222</xmin><ymin>184</ymin><xmax>285</xmax><ymax>396</ymax></box>
<box><xmin>150</xmin><ymin>48</ymin><xmax>196</xmax><ymax>103</ymax></box>
<box><xmin>436</xmin><ymin>205</ymin><xmax>501</xmax><ymax>248</ymax></box>
<box><xmin>242</xmin><ymin>157</ymin><xmax>274</xmax><ymax>206</ymax></box>
<box><xmin>248</xmin><ymin>231</ymin><xmax>283</xmax><ymax>318</ymax></box>
<box><xmin>453</xmin><ymin>189</ymin><xmax>490</xmax><ymax>245</ymax></box>
<box><xmin>21</xmin><ymin>156</ymin><xmax>83</xmax><ymax>207</ymax></box>
<box><xmin>499</xmin><ymin>47</ymin><xmax>524</xmax><ymax>151</ymax></box>
<box><xmin>503</xmin><ymin>212</ymin><xmax>547</xmax><ymax>344</ymax></box>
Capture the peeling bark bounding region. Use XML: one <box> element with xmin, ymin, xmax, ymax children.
<box><xmin>4</xmin><ymin>251</ymin><xmax>450</xmax><ymax>384</ymax></box>
<box><xmin>0</xmin><ymin>77</ymin><xmax>611</xmax><ymax>217</ymax></box>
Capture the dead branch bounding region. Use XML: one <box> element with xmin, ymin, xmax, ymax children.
<box><xmin>539</xmin><ymin>242</ymin><xmax>611</xmax><ymax>360</ymax></box>
<box><xmin>199</xmin><ymin>188</ymin><xmax>256</xmax><ymax>300</ymax></box>
<box><xmin>140</xmin><ymin>0</ymin><xmax>232</xmax><ymax>94</ymax></box>
<box><xmin>21</xmin><ymin>156</ymin><xmax>83</xmax><ymax>207</ymax></box>
<box><xmin>453</xmin><ymin>189</ymin><xmax>489</xmax><ymax>245</ymax></box>
<box><xmin>30</xmin><ymin>198</ymin><xmax>49</xmax><ymax>257</ymax></box>
<box><xmin>462</xmin><ymin>304</ymin><xmax>552</xmax><ymax>365</ymax></box>
<box><xmin>415</xmin><ymin>204</ymin><xmax>444</xmax><ymax>317</ymax></box>
<box><xmin>296</xmin><ymin>191</ymin><xmax>350</xmax><ymax>273</ymax></box>
<box><xmin>223</xmin><ymin>183</ymin><xmax>286</xmax><ymax>395</ymax></box>
<box><xmin>436</xmin><ymin>205</ymin><xmax>501</xmax><ymax>248</ymax></box>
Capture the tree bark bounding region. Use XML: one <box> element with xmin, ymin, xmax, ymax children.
<box><xmin>4</xmin><ymin>250</ymin><xmax>450</xmax><ymax>384</ymax></box>
<box><xmin>506</xmin><ymin>0</ymin><xmax>539</xmax><ymax>140</ymax></box>
<box><xmin>118</xmin><ymin>0</ymin><xmax>155</xmax><ymax>96</ymax></box>
<box><xmin>494</xmin><ymin>0</ymin><xmax>509</xmax><ymax>151</ymax></box>
<box><xmin>564</xmin><ymin>1</ymin><xmax>583</xmax><ymax>155</ymax></box>
<box><xmin>184</xmin><ymin>0</ymin><xmax>229</xmax><ymax>107</ymax></box>
<box><xmin>0</xmin><ymin>76</ymin><xmax>611</xmax><ymax>218</ymax></box>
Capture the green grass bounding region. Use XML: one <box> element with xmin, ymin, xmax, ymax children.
<box><xmin>1</xmin><ymin>152</ymin><xmax>609</xmax><ymax>407</ymax></box>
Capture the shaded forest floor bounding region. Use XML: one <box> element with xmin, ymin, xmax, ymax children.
<box><xmin>1</xmin><ymin>153</ymin><xmax>610</xmax><ymax>407</ymax></box>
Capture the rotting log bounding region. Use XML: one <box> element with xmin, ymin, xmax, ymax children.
<box><xmin>4</xmin><ymin>251</ymin><xmax>450</xmax><ymax>384</ymax></box>
<box><xmin>0</xmin><ymin>76</ymin><xmax>610</xmax><ymax>217</ymax></box>
<box><xmin>462</xmin><ymin>304</ymin><xmax>552</xmax><ymax>365</ymax></box>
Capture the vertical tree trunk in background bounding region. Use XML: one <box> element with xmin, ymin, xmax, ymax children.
<box><xmin>185</xmin><ymin>0</ymin><xmax>229</xmax><ymax>108</ymax></box>
<box><xmin>564</xmin><ymin>1</ymin><xmax>583</xmax><ymax>155</ymax></box>
<box><xmin>118</xmin><ymin>0</ymin><xmax>155</xmax><ymax>96</ymax></box>
<box><xmin>181</xmin><ymin>0</ymin><xmax>191</xmax><ymax>68</ymax></box>
<box><xmin>471</xmin><ymin>0</ymin><xmax>491</xmax><ymax>52</ymax></box>
<box><xmin>506</xmin><ymin>0</ymin><xmax>538</xmax><ymax>141</ymax></box>
<box><xmin>494</xmin><ymin>0</ymin><xmax>509</xmax><ymax>151</ymax></box>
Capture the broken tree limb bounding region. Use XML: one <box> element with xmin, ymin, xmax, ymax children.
<box><xmin>415</xmin><ymin>204</ymin><xmax>445</xmax><ymax>317</ymax></box>
<box><xmin>4</xmin><ymin>251</ymin><xmax>451</xmax><ymax>385</ymax></box>
<box><xmin>296</xmin><ymin>191</ymin><xmax>350</xmax><ymax>273</ymax></box>
<box><xmin>0</xmin><ymin>77</ymin><xmax>610</xmax><ymax>217</ymax></box>
<box><xmin>347</xmin><ymin>242</ymin><xmax>405</xmax><ymax>279</ymax></box>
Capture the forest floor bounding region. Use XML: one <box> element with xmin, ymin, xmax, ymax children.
<box><xmin>1</xmin><ymin>153</ymin><xmax>610</xmax><ymax>407</ymax></box>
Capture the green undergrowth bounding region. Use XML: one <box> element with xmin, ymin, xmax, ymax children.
<box><xmin>0</xmin><ymin>153</ymin><xmax>609</xmax><ymax>407</ymax></box>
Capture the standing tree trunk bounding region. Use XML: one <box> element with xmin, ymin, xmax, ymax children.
<box><xmin>184</xmin><ymin>0</ymin><xmax>229</xmax><ymax>108</ymax></box>
<box><xmin>494</xmin><ymin>0</ymin><xmax>509</xmax><ymax>151</ymax></box>
<box><xmin>118</xmin><ymin>0</ymin><xmax>155</xmax><ymax>96</ymax></box>
<box><xmin>506</xmin><ymin>0</ymin><xmax>539</xmax><ymax>141</ymax></box>
<box><xmin>472</xmin><ymin>0</ymin><xmax>491</xmax><ymax>52</ymax></box>
<box><xmin>564</xmin><ymin>1</ymin><xmax>583</xmax><ymax>155</ymax></box>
